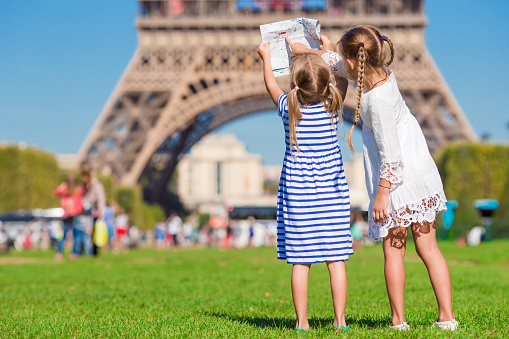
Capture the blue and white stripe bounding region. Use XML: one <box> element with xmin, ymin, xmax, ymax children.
<box><xmin>276</xmin><ymin>94</ymin><xmax>353</xmax><ymax>264</ymax></box>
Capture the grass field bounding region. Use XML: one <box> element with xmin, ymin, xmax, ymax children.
<box><xmin>0</xmin><ymin>240</ymin><xmax>508</xmax><ymax>338</ymax></box>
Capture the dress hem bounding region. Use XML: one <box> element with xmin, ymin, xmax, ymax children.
<box><xmin>368</xmin><ymin>192</ymin><xmax>447</xmax><ymax>242</ymax></box>
<box><xmin>277</xmin><ymin>254</ymin><xmax>353</xmax><ymax>265</ymax></box>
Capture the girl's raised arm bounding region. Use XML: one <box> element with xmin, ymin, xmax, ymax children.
<box><xmin>285</xmin><ymin>35</ymin><xmax>332</xmax><ymax>56</ymax></box>
<box><xmin>321</xmin><ymin>51</ymin><xmax>355</xmax><ymax>81</ymax></box>
<box><xmin>54</xmin><ymin>183</ymin><xmax>68</xmax><ymax>196</ymax></box>
<box><xmin>257</xmin><ymin>42</ymin><xmax>284</xmax><ymax>105</ymax></box>
<box><xmin>286</xmin><ymin>36</ymin><xmax>354</xmax><ymax>82</ymax></box>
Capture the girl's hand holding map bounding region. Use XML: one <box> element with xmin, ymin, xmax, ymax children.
<box><xmin>319</xmin><ymin>35</ymin><xmax>334</xmax><ymax>51</ymax></box>
<box><xmin>257</xmin><ymin>41</ymin><xmax>271</xmax><ymax>60</ymax></box>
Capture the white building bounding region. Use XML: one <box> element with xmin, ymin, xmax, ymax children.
<box><xmin>177</xmin><ymin>134</ymin><xmax>276</xmax><ymax>214</ymax></box>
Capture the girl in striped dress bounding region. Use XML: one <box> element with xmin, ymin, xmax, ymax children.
<box><xmin>257</xmin><ymin>42</ymin><xmax>353</xmax><ymax>333</ymax></box>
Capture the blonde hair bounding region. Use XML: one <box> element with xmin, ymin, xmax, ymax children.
<box><xmin>288</xmin><ymin>54</ymin><xmax>344</xmax><ymax>154</ymax></box>
<box><xmin>338</xmin><ymin>25</ymin><xmax>395</xmax><ymax>152</ymax></box>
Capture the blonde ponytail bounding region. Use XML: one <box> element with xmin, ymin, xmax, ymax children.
<box><xmin>347</xmin><ymin>44</ymin><xmax>366</xmax><ymax>153</ymax></box>
<box><xmin>287</xmin><ymin>87</ymin><xmax>302</xmax><ymax>154</ymax></box>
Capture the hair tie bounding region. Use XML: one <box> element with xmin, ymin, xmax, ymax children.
<box><xmin>328</xmin><ymin>82</ymin><xmax>333</xmax><ymax>87</ymax></box>
<box><xmin>294</xmin><ymin>86</ymin><xmax>299</xmax><ymax>91</ymax></box>
<box><xmin>381</xmin><ymin>35</ymin><xmax>388</xmax><ymax>41</ymax></box>
<box><xmin>358</xmin><ymin>42</ymin><xmax>364</xmax><ymax>48</ymax></box>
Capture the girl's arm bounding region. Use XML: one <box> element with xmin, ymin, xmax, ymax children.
<box><xmin>257</xmin><ymin>42</ymin><xmax>284</xmax><ymax>105</ymax></box>
<box><xmin>286</xmin><ymin>36</ymin><xmax>355</xmax><ymax>82</ymax></box>
<box><xmin>54</xmin><ymin>183</ymin><xmax>68</xmax><ymax>196</ymax></box>
<box><xmin>285</xmin><ymin>35</ymin><xmax>332</xmax><ymax>56</ymax></box>
<box><xmin>371</xmin><ymin>98</ymin><xmax>404</xmax><ymax>223</ymax></box>
<box><xmin>372</xmin><ymin>178</ymin><xmax>391</xmax><ymax>223</ymax></box>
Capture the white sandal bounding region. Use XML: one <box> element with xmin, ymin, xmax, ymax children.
<box><xmin>432</xmin><ymin>319</ymin><xmax>458</xmax><ymax>330</ymax></box>
<box><xmin>391</xmin><ymin>321</ymin><xmax>410</xmax><ymax>330</ymax></box>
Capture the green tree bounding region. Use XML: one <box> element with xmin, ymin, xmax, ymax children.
<box><xmin>435</xmin><ymin>143</ymin><xmax>509</xmax><ymax>238</ymax></box>
<box><xmin>0</xmin><ymin>146</ymin><xmax>60</xmax><ymax>211</ymax></box>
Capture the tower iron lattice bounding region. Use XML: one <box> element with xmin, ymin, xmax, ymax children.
<box><xmin>78</xmin><ymin>0</ymin><xmax>477</xmax><ymax>203</ymax></box>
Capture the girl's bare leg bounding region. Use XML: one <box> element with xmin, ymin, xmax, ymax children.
<box><xmin>291</xmin><ymin>264</ymin><xmax>311</xmax><ymax>330</ymax></box>
<box><xmin>411</xmin><ymin>220</ymin><xmax>454</xmax><ymax>322</ymax></box>
<box><xmin>382</xmin><ymin>226</ymin><xmax>408</xmax><ymax>326</ymax></box>
<box><xmin>326</xmin><ymin>261</ymin><xmax>347</xmax><ymax>328</ymax></box>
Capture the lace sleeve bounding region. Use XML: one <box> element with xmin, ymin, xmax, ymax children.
<box><xmin>380</xmin><ymin>162</ymin><xmax>403</xmax><ymax>185</ymax></box>
<box><xmin>321</xmin><ymin>51</ymin><xmax>355</xmax><ymax>80</ymax></box>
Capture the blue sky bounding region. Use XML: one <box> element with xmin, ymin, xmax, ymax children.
<box><xmin>1</xmin><ymin>1</ymin><xmax>508</xmax><ymax>165</ymax></box>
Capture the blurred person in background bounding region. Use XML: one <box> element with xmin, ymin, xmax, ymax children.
<box><xmin>128</xmin><ymin>225</ymin><xmax>141</xmax><ymax>248</ymax></box>
<box><xmin>208</xmin><ymin>215</ymin><xmax>220</xmax><ymax>247</ymax></box>
<box><xmin>182</xmin><ymin>220</ymin><xmax>193</xmax><ymax>247</ymax></box>
<box><xmin>0</xmin><ymin>227</ymin><xmax>8</xmax><ymax>253</ymax></box>
<box><xmin>210</xmin><ymin>215</ymin><xmax>227</xmax><ymax>248</ymax></box>
<box><xmin>40</xmin><ymin>221</ymin><xmax>51</xmax><ymax>251</ymax></box>
<box><xmin>302</xmin><ymin>0</ymin><xmax>327</xmax><ymax>13</ymax></box>
<box><xmin>235</xmin><ymin>218</ymin><xmax>251</xmax><ymax>249</ymax></box>
<box><xmin>250</xmin><ymin>217</ymin><xmax>266</xmax><ymax>248</ymax></box>
<box><xmin>467</xmin><ymin>225</ymin><xmax>485</xmax><ymax>246</ymax></box>
<box><xmin>80</xmin><ymin>162</ymin><xmax>106</xmax><ymax>257</ymax></box>
<box><xmin>169</xmin><ymin>0</ymin><xmax>185</xmax><ymax>16</ymax></box>
<box><xmin>103</xmin><ymin>200</ymin><xmax>118</xmax><ymax>253</ymax></box>
<box><xmin>72</xmin><ymin>213</ymin><xmax>93</xmax><ymax>257</ymax></box>
<box><xmin>228</xmin><ymin>218</ymin><xmax>240</xmax><ymax>248</ymax></box>
<box><xmin>115</xmin><ymin>208</ymin><xmax>130</xmax><ymax>252</ymax></box>
<box><xmin>199</xmin><ymin>224</ymin><xmax>210</xmax><ymax>247</ymax></box>
<box><xmin>167</xmin><ymin>213</ymin><xmax>182</xmax><ymax>249</ymax></box>
<box><xmin>54</xmin><ymin>172</ymin><xmax>83</xmax><ymax>260</ymax></box>
<box><xmin>237</xmin><ymin>0</ymin><xmax>262</xmax><ymax>15</ymax></box>
<box><xmin>49</xmin><ymin>218</ymin><xmax>63</xmax><ymax>250</ymax></box>
<box><xmin>350</xmin><ymin>210</ymin><xmax>365</xmax><ymax>251</ymax></box>
<box><xmin>266</xmin><ymin>219</ymin><xmax>278</xmax><ymax>247</ymax></box>
<box><xmin>269</xmin><ymin>0</ymin><xmax>292</xmax><ymax>13</ymax></box>
<box><xmin>155</xmin><ymin>218</ymin><xmax>167</xmax><ymax>250</ymax></box>
<box><xmin>29</xmin><ymin>219</ymin><xmax>44</xmax><ymax>250</ymax></box>
<box><xmin>247</xmin><ymin>216</ymin><xmax>256</xmax><ymax>247</ymax></box>
<box><xmin>22</xmin><ymin>225</ymin><xmax>32</xmax><ymax>250</ymax></box>
<box><xmin>225</xmin><ymin>222</ymin><xmax>233</xmax><ymax>248</ymax></box>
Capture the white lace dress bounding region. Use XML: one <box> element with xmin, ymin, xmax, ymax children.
<box><xmin>322</xmin><ymin>51</ymin><xmax>447</xmax><ymax>241</ymax></box>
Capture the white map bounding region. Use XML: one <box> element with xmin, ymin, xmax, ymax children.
<box><xmin>260</xmin><ymin>18</ymin><xmax>321</xmax><ymax>77</ymax></box>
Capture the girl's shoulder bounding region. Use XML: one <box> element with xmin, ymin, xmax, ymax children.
<box><xmin>277</xmin><ymin>93</ymin><xmax>289</xmax><ymax>118</ymax></box>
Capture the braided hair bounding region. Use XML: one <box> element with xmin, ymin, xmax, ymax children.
<box><xmin>338</xmin><ymin>26</ymin><xmax>395</xmax><ymax>153</ymax></box>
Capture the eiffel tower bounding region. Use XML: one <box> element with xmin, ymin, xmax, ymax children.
<box><xmin>77</xmin><ymin>0</ymin><xmax>477</xmax><ymax>203</ymax></box>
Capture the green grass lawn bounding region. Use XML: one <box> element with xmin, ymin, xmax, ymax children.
<box><xmin>0</xmin><ymin>240</ymin><xmax>508</xmax><ymax>338</ymax></box>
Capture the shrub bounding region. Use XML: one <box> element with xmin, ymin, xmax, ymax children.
<box><xmin>0</xmin><ymin>146</ymin><xmax>60</xmax><ymax>211</ymax></box>
<box><xmin>435</xmin><ymin>143</ymin><xmax>509</xmax><ymax>238</ymax></box>
<box><xmin>141</xmin><ymin>203</ymin><xmax>166</xmax><ymax>230</ymax></box>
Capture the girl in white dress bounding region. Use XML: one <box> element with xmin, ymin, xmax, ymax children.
<box><xmin>287</xmin><ymin>26</ymin><xmax>457</xmax><ymax>331</ymax></box>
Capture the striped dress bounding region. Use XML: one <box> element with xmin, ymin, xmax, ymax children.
<box><xmin>276</xmin><ymin>94</ymin><xmax>353</xmax><ymax>264</ymax></box>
